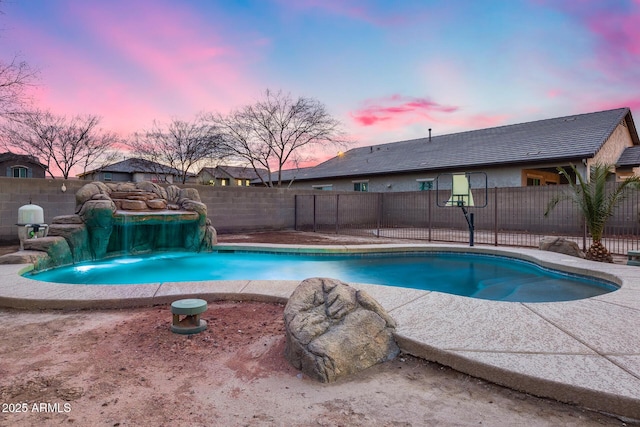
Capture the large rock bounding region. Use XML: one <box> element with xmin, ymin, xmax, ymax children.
<box><xmin>75</xmin><ymin>181</ymin><xmax>111</xmax><ymax>212</ymax></box>
<box><xmin>22</xmin><ymin>236</ymin><xmax>73</xmax><ymax>267</ymax></box>
<box><xmin>284</xmin><ymin>277</ymin><xmax>399</xmax><ymax>383</ymax></box>
<box><xmin>539</xmin><ymin>236</ymin><xmax>585</xmax><ymax>258</ymax></box>
<box><xmin>49</xmin><ymin>222</ymin><xmax>91</xmax><ymax>263</ymax></box>
<box><xmin>0</xmin><ymin>250</ymin><xmax>50</xmax><ymax>269</ymax></box>
<box><xmin>79</xmin><ymin>199</ymin><xmax>116</xmax><ymax>259</ymax></box>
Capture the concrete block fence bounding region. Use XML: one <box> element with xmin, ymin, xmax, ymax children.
<box><xmin>0</xmin><ymin>177</ymin><xmax>319</xmax><ymax>243</ymax></box>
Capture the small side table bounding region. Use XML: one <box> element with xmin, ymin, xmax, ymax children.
<box><xmin>170</xmin><ymin>299</ymin><xmax>208</xmax><ymax>335</ymax></box>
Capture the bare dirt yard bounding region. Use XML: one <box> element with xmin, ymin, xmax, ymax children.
<box><xmin>0</xmin><ymin>231</ymin><xmax>633</xmax><ymax>426</ymax></box>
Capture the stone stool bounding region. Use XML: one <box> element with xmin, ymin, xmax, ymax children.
<box><xmin>170</xmin><ymin>299</ymin><xmax>208</xmax><ymax>335</ymax></box>
<box><xmin>628</xmin><ymin>250</ymin><xmax>640</xmax><ymax>266</ymax></box>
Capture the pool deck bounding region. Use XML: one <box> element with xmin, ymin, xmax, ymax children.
<box><xmin>1</xmin><ymin>243</ymin><xmax>639</xmax><ymax>421</ymax></box>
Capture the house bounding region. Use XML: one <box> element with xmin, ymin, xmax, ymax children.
<box><xmin>197</xmin><ymin>165</ymin><xmax>267</xmax><ymax>187</ymax></box>
<box><xmin>265</xmin><ymin>107</ymin><xmax>639</xmax><ymax>191</ymax></box>
<box><xmin>78</xmin><ymin>158</ymin><xmax>183</xmax><ymax>183</ymax></box>
<box><xmin>0</xmin><ymin>152</ymin><xmax>47</xmax><ymax>178</ymax></box>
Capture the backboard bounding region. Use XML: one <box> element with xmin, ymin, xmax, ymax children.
<box><xmin>436</xmin><ymin>172</ymin><xmax>488</xmax><ymax>208</ymax></box>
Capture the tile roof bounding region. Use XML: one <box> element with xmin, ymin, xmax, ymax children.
<box><xmin>0</xmin><ymin>152</ymin><xmax>46</xmax><ymax>168</ymax></box>
<box><xmin>276</xmin><ymin>107</ymin><xmax>637</xmax><ymax>182</ymax></box>
<box><xmin>201</xmin><ymin>165</ymin><xmax>267</xmax><ymax>180</ymax></box>
<box><xmin>617</xmin><ymin>146</ymin><xmax>640</xmax><ymax>167</ymax></box>
<box><xmin>79</xmin><ymin>158</ymin><xmax>182</xmax><ymax>176</ymax></box>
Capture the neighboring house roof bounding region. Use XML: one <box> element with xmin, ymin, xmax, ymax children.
<box><xmin>617</xmin><ymin>146</ymin><xmax>640</xmax><ymax>168</ymax></box>
<box><xmin>201</xmin><ymin>165</ymin><xmax>268</xmax><ymax>181</ymax></box>
<box><xmin>271</xmin><ymin>107</ymin><xmax>638</xmax><ymax>182</ymax></box>
<box><xmin>78</xmin><ymin>158</ymin><xmax>182</xmax><ymax>177</ymax></box>
<box><xmin>0</xmin><ymin>152</ymin><xmax>47</xmax><ymax>169</ymax></box>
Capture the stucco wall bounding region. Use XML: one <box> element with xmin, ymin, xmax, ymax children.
<box><xmin>591</xmin><ymin>120</ymin><xmax>634</xmax><ymax>168</ymax></box>
<box><xmin>285</xmin><ymin>162</ymin><xmax>590</xmax><ymax>192</ymax></box>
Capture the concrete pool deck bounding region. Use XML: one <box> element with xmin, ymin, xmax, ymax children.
<box><xmin>0</xmin><ymin>243</ymin><xmax>639</xmax><ymax>421</ymax></box>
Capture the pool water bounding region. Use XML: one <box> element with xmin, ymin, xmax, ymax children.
<box><xmin>27</xmin><ymin>251</ymin><xmax>617</xmax><ymax>302</ymax></box>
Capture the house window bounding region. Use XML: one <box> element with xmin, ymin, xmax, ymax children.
<box><xmin>312</xmin><ymin>184</ymin><xmax>333</xmax><ymax>191</ymax></box>
<box><xmin>417</xmin><ymin>179</ymin><xmax>434</xmax><ymax>191</ymax></box>
<box><xmin>221</xmin><ymin>178</ymin><xmax>229</xmax><ymax>186</ymax></box>
<box><xmin>527</xmin><ymin>177</ymin><xmax>541</xmax><ymax>186</ymax></box>
<box><xmin>245</xmin><ymin>179</ymin><xmax>251</xmax><ymax>186</ymax></box>
<box><xmin>103</xmin><ymin>172</ymin><xmax>112</xmax><ymax>182</ymax></box>
<box><xmin>12</xmin><ymin>166</ymin><xmax>28</xmax><ymax>178</ymax></box>
<box><xmin>237</xmin><ymin>179</ymin><xmax>243</xmax><ymax>186</ymax></box>
<box><xmin>353</xmin><ymin>181</ymin><xmax>368</xmax><ymax>192</ymax></box>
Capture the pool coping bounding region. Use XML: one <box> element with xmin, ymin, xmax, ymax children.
<box><xmin>1</xmin><ymin>242</ymin><xmax>639</xmax><ymax>421</ymax></box>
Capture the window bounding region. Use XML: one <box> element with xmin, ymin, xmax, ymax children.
<box><xmin>221</xmin><ymin>178</ymin><xmax>229</xmax><ymax>186</ymax></box>
<box><xmin>245</xmin><ymin>179</ymin><xmax>251</xmax><ymax>186</ymax></box>
<box><xmin>417</xmin><ymin>178</ymin><xmax>434</xmax><ymax>191</ymax></box>
<box><xmin>312</xmin><ymin>184</ymin><xmax>333</xmax><ymax>191</ymax></box>
<box><xmin>12</xmin><ymin>166</ymin><xmax>28</xmax><ymax>178</ymax></box>
<box><xmin>236</xmin><ymin>179</ymin><xmax>243</xmax><ymax>186</ymax></box>
<box><xmin>527</xmin><ymin>177</ymin><xmax>541</xmax><ymax>186</ymax></box>
<box><xmin>353</xmin><ymin>181</ymin><xmax>368</xmax><ymax>192</ymax></box>
<box><xmin>103</xmin><ymin>172</ymin><xmax>112</xmax><ymax>182</ymax></box>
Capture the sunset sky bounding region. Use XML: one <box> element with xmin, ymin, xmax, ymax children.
<box><xmin>2</xmin><ymin>0</ymin><xmax>639</xmax><ymax>165</ymax></box>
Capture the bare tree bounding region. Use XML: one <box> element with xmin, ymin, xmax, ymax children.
<box><xmin>209</xmin><ymin>89</ymin><xmax>349</xmax><ymax>187</ymax></box>
<box><xmin>1</xmin><ymin>0</ymin><xmax>40</xmax><ymax>122</ymax></box>
<box><xmin>129</xmin><ymin>116</ymin><xmax>225</xmax><ymax>184</ymax></box>
<box><xmin>0</xmin><ymin>55</ymin><xmax>38</xmax><ymax>122</ymax></box>
<box><xmin>2</xmin><ymin>110</ymin><xmax>119</xmax><ymax>179</ymax></box>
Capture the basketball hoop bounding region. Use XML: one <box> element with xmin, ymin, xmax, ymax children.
<box><xmin>436</xmin><ymin>172</ymin><xmax>487</xmax><ymax>246</ymax></box>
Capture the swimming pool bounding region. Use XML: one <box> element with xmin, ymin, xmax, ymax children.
<box><xmin>27</xmin><ymin>250</ymin><xmax>617</xmax><ymax>302</ymax></box>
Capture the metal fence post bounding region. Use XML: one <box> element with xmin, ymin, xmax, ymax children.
<box><xmin>335</xmin><ymin>194</ymin><xmax>339</xmax><ymax>234</ymax></box>
<box><xmin>428</xmin><ymin>189</ymin><xmax>432</xmax><ymax>242</ymax></box>
<box><xmin>377</xmin><ymin>193</ymin><xmax>383</xmax><ymax>238</ymax></box>
<box><xmin>494</xmin><ymin>187</ymin><xmax>498</xmax><ymax>246</ymax></box>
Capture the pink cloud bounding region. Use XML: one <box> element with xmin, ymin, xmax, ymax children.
<box><xmin>582</xmin><ymin>98</ymin><xmax>640</xmax><ymax>117</ymax></box>
<box><xmin>547</xmin><ymin>89</ymin><xmax>562</xmax><ymax>98</ymax></box>
<box><xmin>12</xmin><ymin>1</ymin><xmax>265</xmax><ymax>136</ymax></box>
<box><xmin>539</xmin><ymin>1</ymin><xmax>640</xmax><ymax>76</ymax></box>
<box><xmin>350</xmin><ymin>95</ymin><xmax>459</xmax><ymax>128</ymax></box>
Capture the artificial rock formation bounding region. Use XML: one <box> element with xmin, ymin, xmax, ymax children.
<box><xmin>539</xmin><ymin>236</ymin><xmax>585</xmax><ymax>259</ymax></box>
<box><xmin>45</xmin><ymin>181</ymin><xmax>217</xmax><ymax>265</ymax></box>
<box><xmin>284</xmin><ymin>277</ymin><xmax>399</xmax><ymax>383</ymax></box>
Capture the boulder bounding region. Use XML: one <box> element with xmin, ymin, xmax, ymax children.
<box><xmin>179</xmin><ymin>187</ymin><xmax>201</xmax><ymax>202</ymax></box>
<box><xmin>284</xmin><ymin>277</ymin><xmax>399</xmax><ymax>383</ymax></box>
<box><xmin>79</xmin><ymin>199</ymin><xmax>116</xmax><ymax>259</ymax></box>
<box><xmin>135</xmin><ymin>181</ymin><xmax>167</xmax><ymax>200</ymax></box>
<box><xmin>146</xmin><ymin>199</ymin><xmax>167</xmax><ymax>210</ymax></box>
<box><xmin>48</xmin><ymin>223</ymin><xmax>91</xmax><ymax>263</ymax></box>
<box><xmin>0</xmin><ymin>250</ymin><xmax>51</xmax><ymax>270</ymax></box>
<box><xmin>22</xmin><ymin>236</ymin><xmax>73</xmax><ymax>267</ymax></box>
<box><xmin>52</xmin><ymin>214</ymin><xmax>83</xmax><ymax>225</ymax></box>
<box><xmin>165</xmin><ymin>185</ymin><xmax>182</xmax><ymax>203</ymax></box>
<box><xmin>120</xmin><ymin>199</ymin><xmax>148</xmax><ymax>210</ymax></box>
<box><xmin>75</xmin><ymin>182</ymin><xmax>111</xmax><ymax>212</ymax></box>
<box><xmin>539</xmin><ymin>236</ymin><xmax>585</xmax><ymax>258</ymax></box>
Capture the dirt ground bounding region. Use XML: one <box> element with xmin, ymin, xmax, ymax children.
<box><xmin>0</xmin><ymin>231</ymin><xmax>633</xmax><ymax>426</ymax></box>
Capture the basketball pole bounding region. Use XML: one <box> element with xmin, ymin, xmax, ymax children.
<box><xmin>459</xmin><ymin>203</ymin><xmax>474</xmax><ymax>247</ymax></box>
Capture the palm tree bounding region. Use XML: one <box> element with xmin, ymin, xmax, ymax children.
<box><xmin>545</xmin><ymin>163</ymin><xmax>640</xmax><ymax>263</ymax></box>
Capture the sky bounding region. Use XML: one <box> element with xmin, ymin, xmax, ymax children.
<box><xmin>2</xmin><ymin>0</ymin><xmax>640</xmax><ymax>167</ymax></box>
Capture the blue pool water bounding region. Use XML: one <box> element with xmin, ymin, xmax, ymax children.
<box><xmin>26</xmin><ymin>250</ymin><xmax>617</xmax><ymax>302</ymax></box>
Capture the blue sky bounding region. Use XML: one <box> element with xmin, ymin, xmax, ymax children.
<box><xmin>2</xmin><ymin>0</ymin><xmax>639</xmax><ymax>164</ymax></box>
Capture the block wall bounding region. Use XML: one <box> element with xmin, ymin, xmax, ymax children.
<box><xmin>0</xmin><ymin>178</ymin><xmax>315</xmax><ymax>243</ymax></box>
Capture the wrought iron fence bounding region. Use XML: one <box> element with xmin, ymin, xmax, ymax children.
<box><xmin>294</xmin><ymin>185</ymin><xmax>640</xmax><ymax>255</ymax></box>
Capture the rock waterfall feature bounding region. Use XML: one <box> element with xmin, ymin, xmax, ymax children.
<box><xmin>21</xmin><ymin>181</ymin><xmax>217</xmax><ymax>269</ymax></box>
